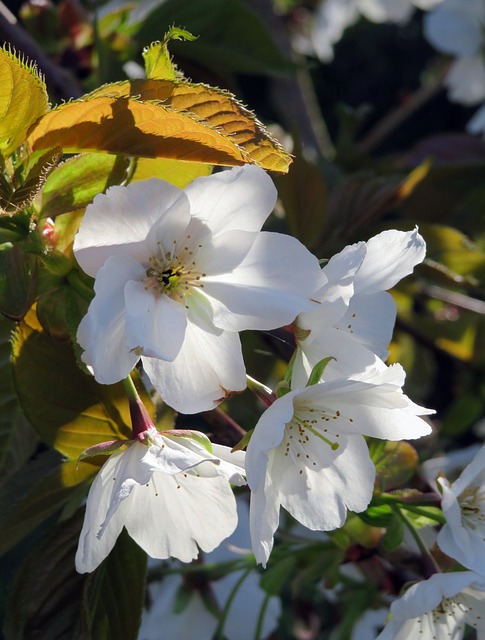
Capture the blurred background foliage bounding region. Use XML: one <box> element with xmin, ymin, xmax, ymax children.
<box><xmin>1</xmin><ymin>0</ymin><xmax>485</xmax><ymax>638</ymax></box>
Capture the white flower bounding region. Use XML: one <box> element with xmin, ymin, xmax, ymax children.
<box><xmin>293</xmin><ymin>0</ymin><xmax>442</xmax><ymax>63</ymax></box>
<box><xmin>75</xmin><ymin>428</ymin><xmax>246</xmax><ymax>573</ymax></box>
<box><xmin>377</xmin><ymin>571</ymin><xmax>485</xmax><ymax>639</ymax></box>
<box><xmin>293</xmin><ymin>228</ymin><xmax>426</xmax><ymax>387</ymax></box>
<box><xmin>437</xmin><ymin>443</ymin><xmax>485</xmax><ymax>576</ymax></box>
<box><xmin>246</xmin><ymin>365</ymin><xmax>433</xmax><ymax>566</ymax></box>
<box><xmin>424</xmin><ymin>0</ymin><xmax>485</xmax><ymax>105</ymax></box>
<box><xmin>74</xmin><ymin>165</ymin><xmax>322</xmax><ymax>413</ymax></box>
<box><xmin>139</xmin><ymin>499</ymin><xmax>281</xmax><ymax>640</ymax></box>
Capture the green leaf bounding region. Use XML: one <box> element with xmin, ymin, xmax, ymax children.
<box><xmin>3</xmin><ymin>509</ymin><xmax>87</xmax><ymax>640</ymax></box>
<box><xmin>0</xmin><ymin>242</ymin><xmax>39</xmax><ymax>321</ymax></box>
<box><xmin>380</xmin><ymin>512</ymin><xmax>404</xmax><ymax>551</ymax></box>
<box><xmin>306</xmin><ymin>356</ymin><xmax>335</xmax><ymax>387</ymax></box>
<box><xmin>358</xmin><ymin>503</ymin><xmax>394</xmax><ymax>528</ymax></box>
<box><xmin>40</xmin><ymin>153</ymin><xmax>131</xmax><ymax>218</ymax></box>
<box><xmin>143</xmin><ymin>29</ymin><xmax>197</xmax><ymax>80</ymax></box>
<box><xmin>374</xmin><ymin>441</ymin><xmax>418</xmax><ymax>492</ymax></box>
<box><xmin>0</xmin><ymin>315</ymin><xmax>38</xmax><ymax>484</ymax></box>
<box><xmin>0</xmin><ymin>452</ymin><xmax>96</xmax><ymax>555</ymax></box>
<box><xmin>79</xmin><ymin>529</ymin><xmax>147</xmax><ymax>640</ymax></box>
<box><xmin>275</xmin><ymin>151</ymin><xmax>328</xmax><ymax>251</ymax></box>
<box><xmin>130</xmin><ymin>157</ymin><xmax>211</xmax><ymax>188</ymax></box>
<box><xmin>136</xmin><ymin>0</ymin><xmax>294</xmax><ymax>79</ymax></box>
<box><xmin>260</xmin><ymin>556</ymin><xmax>297</xmax><ymax>596</ymax></box>
<box><xmin>12</xmin><ymin>308</ymin><xmax>134</xmax><ymax>460</ymax></box>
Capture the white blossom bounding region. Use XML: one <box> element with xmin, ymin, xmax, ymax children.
<box><xmin>377</xmin><ymin>571</ymin><xmax>485</xmax><ymax>639</ymax></box>
<box><xmin>74</xmin><ymin>166</ymin><xmax>322</xmax><ymax>413</ymax></box>
<box><xmin>293</xmin><ymin>228</ymin><xmax>426</xmax><ymax>388</ymax></box>
<box><xmin>246</xmin><ymin>365</ymin><xmax>433</xmax><ymax>566</ymax></box>
<box><xmin>437</xmin><ymin>443</ymin><xmax>485</xmax><ymax>576</ymax></box>
<box><xmin>75</xmin><ymin>428</ymin><xmax>246</xmax><ymax>573</ymax></box>
<box><xmin>424</xmin><ymin>0</ymin><xmax>485</xmax><ymax>105</ymax></box>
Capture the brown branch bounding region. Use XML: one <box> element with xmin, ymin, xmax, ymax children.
<box><xmin>201</xmin><ymin>406</ymin><xmax>246</xmax><ymax>448</ymax></box>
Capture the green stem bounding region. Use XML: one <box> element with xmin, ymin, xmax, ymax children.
<box><xmin>393</xmin><ymin>505</ymin><xmax>441</xmax><ymax>577</ymax></box>
<box><xmin>122</xmin><ymin>375</ymin><xmax>140</xmax><ymax>403</ymax></box>
<box><xmin>254</xmin><ymin>592</ymin><xmax>271</xmax><ymax>640</ymax></box>
<box><xmin>214</xmin><ymin>566</ymin><xmax>252</xmax><ymax>640</ymax></box>
<box><xmin>66</xmin><ymin>269</ymin><xmax>94</xmax><ymax>301</ymax></box>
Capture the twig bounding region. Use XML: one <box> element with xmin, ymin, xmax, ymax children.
<box><xmin>357</xmin><ymin>59</ymin><xmax>450</xmax><ymax>155</ymax></box>
<box><xmin>0</xmin><ymin>2</ymin><xmax>84</xmax><ymax>101</ymax></box>
<box><xmin>201</xmin><ymin>406</ymin><xmax>246</xmax><ymax>447</ymax></box>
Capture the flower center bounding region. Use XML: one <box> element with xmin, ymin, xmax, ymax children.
<box><xmin>280</xmin><ymin>407</ymin><xmax>345</xmax><ymax>475</ymax></box>
<box><xmin>143</xmin><ymin>239</ymin><xmax>206</xmax><ymax>306</ymax></box>
<box><xmin>459</xmin><ymin>485</ymin><xmax>485</xmax><ymax>532</ymax></box>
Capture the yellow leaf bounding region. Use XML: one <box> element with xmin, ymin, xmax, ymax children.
<box><xmin>131</xmin><ymin>157</ymin><xmax>211</xmax><ymax>187</ymax></box>
<box><xmin>27</xmin><ymin>80</ymin><xmax>291</xmax><ymax>172</ymax></box>
<box><xmin>91</xmin><ymin>79</ymin><xmax>291</xmax><ymax>172</ymax></box>
<box><xmin>0</xmin><ymin>46</ymin><xmax>49</xmax><ymax>156</ymax></box>
<box><xmin>143</xmin><ymin>29</ymin><xmax>197</xmax><ymax>80</ymax></box>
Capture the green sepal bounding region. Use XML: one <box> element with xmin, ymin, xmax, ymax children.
<box><xmin>231</xmin><ymin>428</ymin><xmax>254</xmax><ymax>452</ymax></box>
<box><xmin>163</xmin><ymin>429</ymin><xmax>214</xmax><ymax>454</ymax></box>
<box><xmin>275</xmin><ymin>379</ymin><xmax>291</xmax><ymax>398</ymax></box>
<box><xmin>143</xmin><ymin>28</ymin><xmax>197</xmax><ymax>80</ymax></box>
<box><xmin>78</xmin><ymin>439</ymin><xmax>127</xmax><ymax>464</ymax></box>
<box><xmin>306</xmin><ymin>356</ymin><xmax>335</xmax><ymax>387</ymax></box>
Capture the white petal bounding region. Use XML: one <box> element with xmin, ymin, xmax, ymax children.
<box><xmin>76</xmin><ymin>255</ymin><xmax>144</xmax><ymax>383</ymax></box>
<box><xmin>124</xmin><ymin>281</ymin><xmax>187</xmax><ymax>361</ymax></box>
<box><xmin>353</xmin><ymin>228</ymin><xmax>426</xmax><ymax>295</ymax></box>
<box><xmin>202</xmin><ymin>232</ymin><xmax>322</xmax><ymax>331</ymax></box>
<box><xmin>275</xmin><ymin>435</ymin><xmax>375</xmax><ymax>530</ymax></box>
<box><xmin>446</xmin><ymin>56</ymin><xmax>485</xmax><ymax>106</ymax></box>
<box><xmin>125</xmin><ymin>472</ymin><xmax>238</xmax><ymax>562</ymax></box>
<box><xmin>195</xmin><ymin>229</ymin><xmax>258</xmax><ymax>276</ymax></box>
<box><xmin>142</xmin><ymin>321</ymin><xmax>246</xmax><ymax>413</ymax></box>
<box><xmin>184</xmin><ymin>165</ymin><xmax>277</xmax><ymax>235</ymax></box>
<box><xmin>246</xmin><ymin>391</ymin><xmax>296</xmax><ymax>492</ymax></box>
<box><xmin>467</xmin><ymin>103</ymin><xmax>485</xmax><ymax>135</ymax></box>
<box><xmin>249</xmin><ymin>479</ymin><xmax>281</xmax><ymax>567</ymax></box>
<box><xmin>359</xmin><ymin>0</ymin><xmax>414</xmax><ymax>23</ymax></box>
<box><xmin>338</xmin><ymin>290</ymin><xmax>397</xmax><ymax>360</ymax></box>
<box><xmin>292</xmin><ymin>325</ymin><xmax>386</xmax><ymax>388</ymax></box>
<box><xmin>74</xmin><ymin>179</ymin><xmax>190</xmax><ymax>277</ymax></box>
<box><xmin>75</xmin><ymin>448</ymin><xmax>134</xmax><ymax>573</ymax></box>
<box><xmin>424</xmin><ymin>6</ymin><xmax>483</xmax><ymax>56</ymax></box>
<box><xmin>298</xmin><ymin>241</ymin><xmax>366</xmax><ymax>332</ymax></box>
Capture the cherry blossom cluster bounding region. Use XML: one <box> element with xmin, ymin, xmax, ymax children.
<box><xmin>72</xmin><ymin>164</ymin><xmax>459</xmax><ymax>634</ymax></box>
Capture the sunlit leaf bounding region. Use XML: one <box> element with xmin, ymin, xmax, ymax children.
<box><xmin>88</xmin><ymin>79</ymin><xmax>291</xmax><ymax>172</ymax></box>
<box><xmin>130</xmin><ymin>157</ymin><xmax>212</xmax><ymax>187</ymax></box>
<box><xmin>0</xmin><ymin>46</ymin><xmax>49</xmax><ymax>155</ymax></box>
<box><xmin>40</xmin><ymin>153</ymin><xmax>130</xmax><ymax>218</ymax></box>
<box><xmin>11</xmin><ymin>308</ymin><xmax>145</xmax><ymax>460</ymax></box>
<box><xmin>143</xmin><ymin>29</ymin><xmax>197</xmax><ymax>81</ymax></box>
<box><xmin>27</xmin><ymin>92</ymin><xmax>290</xmax><ymax>172</ymax></box>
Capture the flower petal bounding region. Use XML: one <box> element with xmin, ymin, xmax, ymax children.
<box><xmin>202</xmin><ymin>232</ymin><xmax>322</xmax><ymax>331</ymax></box>
<box><xmin>185</xmin><ymin>165</ymin><xmax>277</xmax><ymax>235</ymax></box>
<box><xmin>77</xmin><ymin>254</ymin><xmax>145</xmax><ymax>383</ymax></box>
<box><xmin>125</xmin><ymin>472</ymin><xmax>238</xmax><ymax>562</ymax></box>
<box><xmin>142</xmin><ymin>321</ymin><xmax>246</xmax><ymax>413</ymax></box>
<box><xmin>74</xmin><ymin>179</ymin><xmax>190</xmax><ymax>277</ymax></box>
<box><xmin>124</xmin><ymin>280</ymin><xmax>187</xmax><ymax>361</ymax></box>
<box><xmin>275</xmin><ymin>435</ymin><xmax>375</xmax><ymax>531</ymax></box>
<box><xmin>353</xmin><ymin>228</ymin><xmax>426</xmax><ymax>295</ymax></box>
<box><xmin>75</xmin><ymin>448</ymin><xmax>134</xmax><ymax>573</ymax></box>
